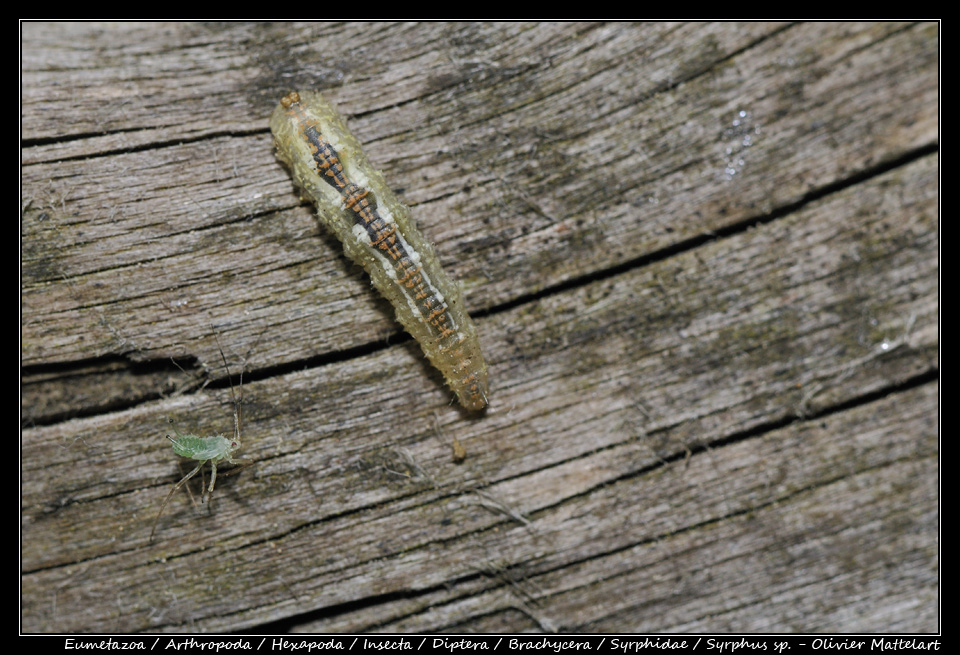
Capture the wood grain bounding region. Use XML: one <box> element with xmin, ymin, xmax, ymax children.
<box><xmin>21</xmin><ymin>22</ymin><xmax>938</xmax><ymax>633</ymax></box>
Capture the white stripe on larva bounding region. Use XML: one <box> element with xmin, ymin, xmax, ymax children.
<box><xmin>270</xmin><ymin>91</ymin><xmax>489</xmax><ymax>410</ymax></box>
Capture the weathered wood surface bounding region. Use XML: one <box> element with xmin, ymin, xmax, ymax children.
<box><xmin>21</xmin><ymin>22</ymin><xmax>938</xmax><ymax>633</ymax></box>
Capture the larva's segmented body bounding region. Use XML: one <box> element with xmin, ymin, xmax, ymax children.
<box><xmin>270</xmin><ymin>91</ymin><xmax>488</xmax><ymax>410</ymax></box>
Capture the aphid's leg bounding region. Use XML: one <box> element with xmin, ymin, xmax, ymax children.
<box><xmin>207</xmin><ymin>461</ymin><xmax>219</xmax><ymax>496</ymax></box>
<box><xmin>216</xmin><ymin>459</ymin><xmax>255</xmax><ymax>479</ymax></box>
<box><xmin>177</xmin><ymin>459</ymin><xmax>202</xmax><ymax>513</ymax></box>
<box><xmin>198</xmin><ymin>460</ymin><xmax>207</xmax><ymax>504</ymax></box>
<box><xmin>150</xmin><ymin>460</ymin><xmax>207</xmax><ymax>541</ymax></box>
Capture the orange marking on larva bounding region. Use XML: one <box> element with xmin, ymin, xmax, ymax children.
<box><xmin>271</xmin><ymin>90</ymin><xmax>488</xmax><ymax>410</ymax></box>
<box><xmin>397</xmin><ymin>264</ymin><xmax>422</xmax><ymax>286</ymax></box>
<box><xmin>408</xmin><ymin>273</ymin><xmax>424</xmax><ymax>288</ymax></box>
<box><xmin>409</xmin><ymin>278</ymin><xmax>426</xmax><ymax>293</ymax></box>
<box><xmin>343</xmin><ymin>186</ymin><xmax>369</xmax><ymax>210</ymax></box>
<box><xmin>371</xmin><ymin>233</ymin><xmax>398</xmax><ymax>252</ymax></box>
<box><xmin>382</xmin><ymin>243</ymin><xmax>404</xmax><ymax>260</ymax></box>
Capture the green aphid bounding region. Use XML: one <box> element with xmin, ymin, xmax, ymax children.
<box><xmin>150</xmin><ymin>337</ymin><xmax>250</xmax><ymax>541</ymax></box>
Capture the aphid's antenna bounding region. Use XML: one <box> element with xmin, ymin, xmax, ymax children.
<box><xmin>212</xmin><ymin>325</ymin><xmax>266</xmax><ymax>445</ymax></box>
<box><xmin>214</xmin><ymin>331</ymin><xmax>241</xmax><ymax>446</ymax></box>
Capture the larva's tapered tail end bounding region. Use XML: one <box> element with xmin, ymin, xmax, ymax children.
<box><xmin>460</xmin><ymin>394</ymin><xmax>488</xmax><ymax>412</ymax></box>
<box><xmin>456</xmin><ymin>368</ymin><xmax>489</xmax><ymax>412</ymax></box>
<box><xmin>441</xmin><ymin>335</ymin><xmax>488</xmax><ymax>411</ymax></box>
